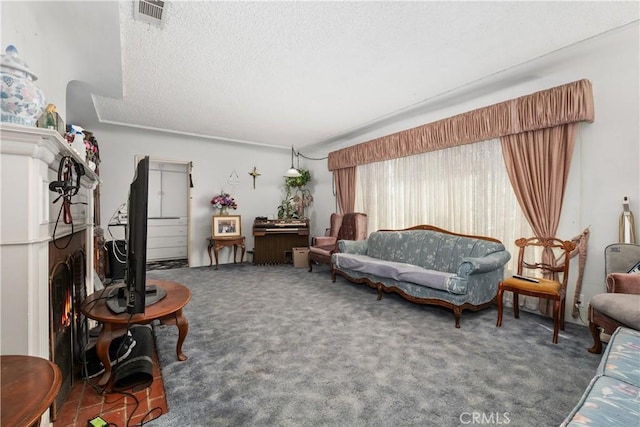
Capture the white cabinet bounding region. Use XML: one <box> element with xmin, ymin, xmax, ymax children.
<box><xmin>148</xmin><ymin>162</ymin><xmax>187</xmax><ymax>218</ymax></box>
<box><xmin>146</xmin><ymin>161</ymin><xmax>188</xmax><ymax>261</ymax></box>
<box><xmin>147</xmin><ymin>217</ymin><xmax>188</xmax><ymax>261</ymax></box>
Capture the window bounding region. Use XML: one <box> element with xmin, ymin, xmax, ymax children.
<box><xmin>354</xmin><ymin>138</ymin><xmax>531</xmax><ymax>274</ymax></box>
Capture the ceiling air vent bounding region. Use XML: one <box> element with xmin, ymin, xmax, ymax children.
<box><xmin>134</xmin><ymin>0</ymin><xmax>167</xmax><ymax>28</ymax></box>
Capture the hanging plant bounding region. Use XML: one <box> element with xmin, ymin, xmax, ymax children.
<box><xmin>278</xmin><ymin>169</ymin><xmax>312</xmax><ymax>219</ymax></box>
<box><xmin>285</xmin><ymin>168</ymin><xmax>311</xmax><ymax>189</ymax></box>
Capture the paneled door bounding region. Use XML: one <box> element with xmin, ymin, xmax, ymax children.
<box><xmin>145</xmin><ymin>159</ymin><xmax>191</xmax><ymax>262</ymax></box>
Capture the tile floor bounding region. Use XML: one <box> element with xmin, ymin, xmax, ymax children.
<box><xmin>53</xmin><ymin>350</ymin><xmax>168</xmax><ymax>427</ymax></box>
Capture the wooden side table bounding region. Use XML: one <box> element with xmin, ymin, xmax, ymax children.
<box><xmin>1</xmin><ymin>355</ymin><xmax>62</xmax><ymax>427</ymax></box>
<box><xmin>207</xmin><ymin>236</ymin><xmax>246</xmax><ymax>269</ymax></box>
<box><xmin>81</xmin><ymin>279</ymin><xmax>191</xmax><ymax>389</ymax></box>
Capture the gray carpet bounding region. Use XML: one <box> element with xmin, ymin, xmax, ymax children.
<box><xmin>146</xmin><ymin>264</ymin><xmax>601</xmax><ymax>427</ymax></box>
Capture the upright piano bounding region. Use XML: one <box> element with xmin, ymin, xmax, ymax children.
<box><xmin>253</xmin><ymin>218</ymin><xmax>310</xmax><ymax>264</ymax></box>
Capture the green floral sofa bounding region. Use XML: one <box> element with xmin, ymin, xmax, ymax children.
<box><xmin>331</xmin><ymin>225</ymin><xmax>511</xmax><ymax>327</ymax></box>
<box><xmin>561</xmin><ymin>326</ymin><xmax>640</xmax><ymax>426</ymax></box>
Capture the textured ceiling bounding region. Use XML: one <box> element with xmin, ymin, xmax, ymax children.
<box><xmin>91</xmin><ymin>1</ymin><xmax>638</xmax><ymax>151</ymax></box>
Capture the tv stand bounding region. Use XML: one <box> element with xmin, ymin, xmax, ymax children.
<box><xmin>81</xmin><ymin>280</ymin><xmax>191</xmax><ymax>389</ymax></box>
<box><xmin>105</xmin><ymin>284</ymin><xmax>168</xmax><ymax>314</ymax></box>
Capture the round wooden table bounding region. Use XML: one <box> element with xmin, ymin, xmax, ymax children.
<box><xmin>81</xmin><ymin>279</ymin><xmax>191</xmax><ymax>388</ymax></box>
<box><xmin>1</xmin><ymin>355</ymin><xmax>62</xmax><ymax>427</ymax></box>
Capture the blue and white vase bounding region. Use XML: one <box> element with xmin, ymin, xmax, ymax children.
<box><xmin>1</xmin><ymin>45</ymin><xmax>46</xmax><ymax>126</ymax></box>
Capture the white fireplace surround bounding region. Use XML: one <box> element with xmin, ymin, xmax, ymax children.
<box><xmin>0</xmin><ymin>124</ymin><xmax>99</xmax><ymax>362</ymax></box>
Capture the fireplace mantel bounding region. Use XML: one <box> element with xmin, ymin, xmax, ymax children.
<box><xmin>0</xmin><ymin>124</ymin><xmax>99</xmax><ymax>363</ymax></box>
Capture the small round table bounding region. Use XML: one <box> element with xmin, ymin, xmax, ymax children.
<box><xmin>207</xmin><ymin>236</ymin><xmax>246</xmax><ymax>269</ymax></box>
<box><xmin>81</xmin><ymin>279</ymin><xmax>191</xmax><ymax>389</ymax></box>
<box><xmin>1</xmin><ymin>355</ymin><xmax>62</xmax><ymax>427</ymax></box>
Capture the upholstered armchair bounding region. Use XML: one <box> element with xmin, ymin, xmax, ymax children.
<box><xmin>308</xmin><ymin>212</ymin><xmax>367</xmax><ymax>272</ymax></box>
<box><xmin>588</xmin><ymin>273</ymin><xmax>640</xmax><ymax>353</ymax></box>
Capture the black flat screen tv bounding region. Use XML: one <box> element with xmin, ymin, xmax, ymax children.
<box><xmin>106</xmin><ymin>156</ymin><xmax>166</xmax><ymax>314</ymax></box>
<box><xmin>124</xmin><ymin>156</ymin><xmax>150</xmax><ymax>314</ymax></box>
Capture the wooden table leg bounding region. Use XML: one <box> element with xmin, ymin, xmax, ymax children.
<box><xmin>207</xmin><ymin>243</ymin><xmax>213</xmax><ymax>267</ymax></box>
<box><xmin>160</xmin><ymin>309</ymin><xmax>189</xmax><ymax>361</ymax></box>
<box><xmin>213</xmin><ymin>245</ymin><xmax>220</xmax><ymax>270</ymax></box>
<box><xmin>240</xmin><ymin>242</ymin><xmax>245</xmax><ymax>263</ymax></box>
<box><xmin>233</xmin><ymin>244</ymin><xmax>238</xmax><ymax>264</ymax></box>
<box><xmin>95</xmin><ymin>324</ymin><xmax>127</xmax><ymax>387</ymax></box>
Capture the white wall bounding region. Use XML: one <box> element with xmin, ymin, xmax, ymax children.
<box><xmin>93</xmin><ymin>124</ymin><xmax>323</xmax><ymax>267</ymax></box>
<box><xmin>0</xmin><ymin>1</ymin><xmax>122</xmax><ymax>121</ymax></box>
<box><xmin>2</xmin><ymin>2</ymin><xmax>637</xmax><ymax>323</ymax></box>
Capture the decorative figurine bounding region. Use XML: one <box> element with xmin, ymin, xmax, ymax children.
<box><xmin>45</xmin><ymin>104</ymin><xmax>57</xmax><ymax>129</ymax></box>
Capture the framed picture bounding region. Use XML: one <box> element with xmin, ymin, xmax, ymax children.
<box><xmin>212</xmin><ymin>215</ymin><xmax>241</xmax><ymax>237</ymax></box>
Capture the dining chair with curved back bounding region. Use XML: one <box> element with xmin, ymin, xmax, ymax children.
<box><xmin>496</xmin><ymin>236</ymin><xmax>576</xmax><ymax>344</ymax></box>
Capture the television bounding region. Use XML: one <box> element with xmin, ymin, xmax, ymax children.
<box><xmin>106</xmin><ymin>156</ymin><xmax>166</xmax><ymax>314</ymax></box>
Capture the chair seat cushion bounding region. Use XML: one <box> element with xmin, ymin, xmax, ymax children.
<box><xmin>501</xmin><ymin>276</ymin><xmax>562</xmax><ymax>295</ymax></box>
<box><xmin>590</xmin><ymin>293</ymin><xmax>640</xmax><ymax>330</ymax></box>
<box><xmin>309</xmin><ymin>244</ymin><xmax>334</xmax><ymax>257</ymax></box>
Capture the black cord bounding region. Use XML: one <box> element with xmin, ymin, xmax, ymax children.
<box><xmin>51</xmin><ymin>201</ymin><xmax>74</xmax><ymax>250</ymax></box>
<box><xmin>296</xmin><ymin>150</ymin><xmax>328</xmax><ymax>161</ymax></box>
<box><xmin>80</xmin><ymin>286</ymin><xmax>113</xmax><ymax>314</ymax></box>
<box><xmin>51</xmin><ymin>197</ymin><xmax>88</xmax><ymax>250</ymax></box>
<box><xmin>111</xmin><ymin>238</ymin><xmax>127</xmax><ymax>264</ymax></box>
<box><xmin>135</xmin><ymin>406</ymin><xmax>164</xmax><ymax>426</ymax></box>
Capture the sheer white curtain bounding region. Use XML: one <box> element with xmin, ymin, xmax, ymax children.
<box><xmin>354</xmin><ymin>138</ymin><xmax>532</xmax><ymax>277</ymax></box>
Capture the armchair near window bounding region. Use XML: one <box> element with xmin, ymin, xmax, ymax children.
<box><xmin>308</xmin><ymin>213</ymin><xmax>367</xmax><ymax>272</ymax></box>
<box><xmin>588</xmin><ymin>273</ymin><xmax>640</xmax><ymax>354</ymax></box>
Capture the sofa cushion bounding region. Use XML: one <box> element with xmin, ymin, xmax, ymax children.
<box><xmin>334</xmin><ymin>253</ymin><xmax>458</xmax><ymax>293</ymax></box>
<box><xmin>561</xmin><ymin>327</ymin><xmax>640</xmax><ymax>427</ymax></box>
<box><xmin>596</xmin><ymin>326</ymin><xmax>640</xmax><ymax>387</ymax></box>
<box><xmin>366</xmin><ymin>230</ymin><xmax>505</xmax><ymax>273</ymax></box>
<box><xmin>590</xmin><ymin>293</ymin><xmax>640</xmax><ymax>330</ymax></box>
<box><xmin>561</xmin><ymin>375</ymin><xmax>640</xmax><ymax>426</ymax></box>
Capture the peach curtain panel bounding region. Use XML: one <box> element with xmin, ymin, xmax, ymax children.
<box><xmin>500</xmin><ymin>123</ymin><xmax>579</xmax><ymax>315</ymax></box>
<box><xmin>333</xmin><ymin>166</ymin><xmax>356</xmax><ymax>214</ymax></box>
<box><xmin>500</xmin><ymin>124</ymin><xmax>577</xmax><ymax>239</ymax></box>
<box><xmin>327</xmin><ymin>79</ymin><xmax>594</xmax><ymax>171</ymax></box>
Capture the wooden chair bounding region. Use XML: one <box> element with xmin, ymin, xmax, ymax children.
<box><xmin>496</xmin><ymin>237</ymin><xmax>576</xmax><ymax>344</ymax></box>
<box><xmin>308</xmin><ymin>212</ymin><xmax>367</xmax><ymax>272</ymax></box>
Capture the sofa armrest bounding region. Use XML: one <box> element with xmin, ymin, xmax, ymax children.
<box><xmin>337</xmin><ymin>239</ymin><xmax>368</xmax><ymax>255</ymax></box>
<box><xmin>606</xmin><ymin>273</ymin><xmax>640</xmax><ymax>294</ymax></box>
<box><xmin>457</xmin><ymin>251</ymin><xmax>512</xmax><ymax>277</ymax></box>
<box><xmin>313</xmin><ymin>236</ymin><xmax>336</xmax><ymax>247</ymax></box>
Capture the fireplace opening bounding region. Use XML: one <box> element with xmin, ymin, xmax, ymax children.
<box><xmin>70</xmin><ymin>249</ymin><xmax>88</xmax><ymax>368</ymax></box>
<box><xmin>49</xmin><ymin>260</ymin><xmax>74</xmax><ymax>420</ymax></box>
<box><xmin>48</xmin><ymin>231</ymin><xmax>89</xmax><ymax>420</ymax></box>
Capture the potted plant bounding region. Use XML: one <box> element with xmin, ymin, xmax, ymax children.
<box><xmin>210</xmin><ymin>192</ymin><xmax>238</xmax><ymax>215</ymax></box>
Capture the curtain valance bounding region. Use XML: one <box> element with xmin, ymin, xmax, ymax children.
<box><xmin>328</xmin><ymin>79</ymin><xmax>594</xmax><ymax>171</ymax></box>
